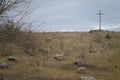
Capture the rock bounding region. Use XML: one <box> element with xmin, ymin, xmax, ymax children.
<box><xmin>58</xmin><ymin>35</ymin><xmax>63</xmax><ymax>39</ymax></box>
<box><xmin>73</xmin><ymin>53</ymin><xmax>80</xmax><ymax>58</ymax></box>
<box><xmin>80</xmin><ymin>76</ymin><xmax>96</xmax><ymax>80</ymax></box>
<box><xmin>53</xmin><ymin>55</ymin><xmax>64</xmax><ymax>61</ymax></box>
<box><xmin>7</xmin><ymin>56</ymin><xmax>17</xmax><ymax>61</ymax></box>
<box><xmin>0</xmin><ymin>62</ymin><xmax>8</xmax><ymax>68</ymax></box>
<box><xmin>73</xmin><ymin>61</ymin><xmax>77</xmax><ymax>65</ymax></box>
<box><xmin>38</xmin><ymin>48</ymin><xmax>48</xmax><ymax>53</ymax></box>
<box><xmin>89</xmin><ymin>50</ymin><xmax>96</xmax><ymax>53</ymax></box>
<box><xmin>58</xmin><ymin>33</ymin><xmax>63</xmax><ymax>39</ymax></box>
<box><xmin>38</xmin><ymin>48</ymin><xmax>48</xmax><ymax>56</ymax></box>
<box><xmin>59</xmin><ymin>36</ymin><xmax>63</xmax><ymax>39</ymax></box>
<box><xmin>45</xmin><ymin>37</ymin><xmax>52</xmax><ymax>42</ymax></box>
<box><xmin>76</xmin><ymin>67</ymin><xmax>86</xmax><ymax>73</ymax></box>
<box><xmin>73</xmin><ymin>60</ymin><xmax>86</xmax><ymax>66</ymax></box>
<box><xmin>0</xmin><ymin>74</ymin><xmax>4</xmax><ymax>80</ymax></box>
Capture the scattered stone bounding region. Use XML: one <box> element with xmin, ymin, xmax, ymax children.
<box><xmin>73</xmin><ymin>60</ymin><xmax>86</xmax><ymax>66</ymax></box>
<box><xmin>80</xmin><ymin>76</ymin><xmax>96</xmax><ymax>80</ymax></box>
<box><xmin>38</xmin><ymin>48</ymin><xmax>48</xmax><ymax>56</ymax></box>
<box><xmin>53</xmin><ymin>55</ymin><xmax>64</xmax><ymax>61</ymax></box>
<box><xmin>59</xmin><ymin>36</ymin><xmax>63</xmax><ymax>39</ymax></box>
<box><xmin>7</xmin><ymin>56</ymin><xmax>17</xmax><ymax>61</ymax></box>
<box><xmin>73</xmin><ymin>53</ymin><xmax>80</xmax><ymax>58</ymax></box>
<box><xmin>38</xmin><ymin>48</ymin><xmax>48</xmax><ymax>53</ymax></box>
<box><xmin>58</xmin><ymin>33</ymin><xmax>63</xmax><ymax>39</ymax></box>
<box><xmin>89</xmin><ymin>50</ymin><xmax>96</xmax><ymax>53</ymax></box>
<box><xmin>0</xmin><ymin>62</ymin><xmax>8</xmax><ymax>69</ymax></box>
<box><xmin>45</xmin><ymin>37</ymin><xmax>52</xmax><ymax>42</ymax></box>
<box><xmin>76</xmin><ymin>67</ymin><xmax>86</xmax><ymax>73</ymax></box>
<box><xmin>0</xmin><ymin>74</ymin><xmax>4</xmax><ymax>80</ymax></box>
<box><xmin>58</xmin><ymin>34</ymin><xmax>63</xmax><ymax>39</ymax></box>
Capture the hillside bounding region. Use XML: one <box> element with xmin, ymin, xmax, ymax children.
<box><xmin>0</xmin><ymin>31</ymin><xmax>120</xmax><ymax>80</ymax></box>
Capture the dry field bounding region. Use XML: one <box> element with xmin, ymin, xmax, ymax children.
<box><xmin>0</xmin><ymin>31</ymin><xmax>120</xmax><ymax>80</ymax></box>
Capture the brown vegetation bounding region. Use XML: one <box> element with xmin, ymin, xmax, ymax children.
<box><xmin>0</xmin><ymin>31</ymin><xmax>120</xmax><ymax>80</ymax></box>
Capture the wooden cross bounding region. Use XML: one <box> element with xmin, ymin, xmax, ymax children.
<box><xmin>97</xmin><ymin>10</ymin><xmax>104</xmax><ymax>30</ymax></box>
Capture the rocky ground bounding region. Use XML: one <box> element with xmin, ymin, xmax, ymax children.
<box><xmin>0</xmin><ymin>31</ymin><xmax>120</xmax><ymax>80</ymax></box>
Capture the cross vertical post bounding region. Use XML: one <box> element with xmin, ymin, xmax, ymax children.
<box><xmin>97</xmin><ymin>10</ymin><xmax>104</xmax><ymax>31</ymax></box>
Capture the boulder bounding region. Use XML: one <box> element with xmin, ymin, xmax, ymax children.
<box><xmin>45</xmin><ymin>37</ymin><xmax>52</xmax><ymax>42</ymax></box>
<box><xmin>73</xmin><ymin>60</ymin><xmax>86</xmax><ymax>66</ymax></box>
<box><xmin>80</xmin><ymin>76</ymin><xmax>96</xmax><ymax>80</ymax></box>
<box><xmin>38</xmin><ymin>48</ymin><xmax>48</xmax><ymax>53</ymax></box>
<box><xmin>7</xmin><ymin>56</ymin><xmax>17</xmax><ymax>61</ymax></box>
<box><xmin>0</xmin><ymin>62</ymin><xmax>8</xmax><ymax>68</ymax></box>
<box><xmin>53</xmin><ymin>55</ymin><xmax>64</xmax><ymax>61</ymax></box>
<box><xmin>76</xmin><ymin>67</ymin><xmax>86</xmax><ymax>73</ymax></box>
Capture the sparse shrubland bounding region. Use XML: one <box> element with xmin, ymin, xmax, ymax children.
<box><xmin>0</xmin><ymin>19</ymin><xmax>35</xmax><ymax>56</ymax></box>
<box><xmin>0</xmin><ymin>1</ymin><xmax>119</xmax><ymax>80</ymax></box>
<box><xmin>0</xmin><ymin>3</ymin><xmax>120</xmax><ymax>79</ymax></box>
<box><xmin>0</xmin><ymin>31</ymin><xmax>120</xmax><ymax>80</ymax></box>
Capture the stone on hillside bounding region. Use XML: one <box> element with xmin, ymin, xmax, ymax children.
<box><xmin>7</xmin><ymin>56</ymin><xmax>17</xmax><ymax>61</ymax></box>
<box><xmin>76</xmin><ymin>67</ymin><xmax>86</xmax><ymax>73</ymax></box>
<box><xmin>45</xmin><ymin>37</ymin><xmax>52</xmax><ymax>42</ymax></box>
<box><xmin>53</xmin><ymin>55</ymin><xmax>64</xmax><ymax>61</ymax></box>
<box><xmin>38</xmin><ymin>48</ymin><xmax>48</xmax><ymax>56</ymax></box>
<box><xmin>58</xmin><ymin>33</ymin><xmax>63</xmax><ymax>39</ymax></box>
<box><xmin>80</xmin><ymin>76</ymin><xmax>96</xmax><ymax>80</ymax></box>
<box><xmin>38</xmin><ymin>48</ymin><xmax>48</xmax><ymax>53</ymax></box>
<box><xmin>73</xmin><ymin>60</ymin><xmax>86</xmax><ymax>66</ymax></box>
<box><xmin>58</xmin><ymin>35</ymin><xmax>63</xmax><ymax>39</ymax></box>
<box><xmin>0</xmin><ymin>62</ymin><xmax>8</xmax><ymax>68</ymax></box>
<box><xmin>73</xmin><ymin>53</ymin><xmax>80</xmax><ymax>58</ymax></box>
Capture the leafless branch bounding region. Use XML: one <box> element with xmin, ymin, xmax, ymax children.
<box><xmin>0</xmin><ymin>0</ymin><xmax>26</xmax><ymax>15</ymax></box>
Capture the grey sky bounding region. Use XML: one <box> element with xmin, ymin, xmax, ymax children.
<box><xmin>28</xmin><ymin>0</ymin><xmax>120</xmax><ymax>32</ymax></box>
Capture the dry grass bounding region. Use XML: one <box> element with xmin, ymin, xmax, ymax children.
<box><xmin>0</xmin><ymin>31</ymin><xmax>120</xmax><ymax>80</ymax></box>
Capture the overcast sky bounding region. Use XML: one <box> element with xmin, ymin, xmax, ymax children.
<box><xmin>28</xmin><ymin>0</ymin><xmax>120</xmax><ymax>32</ymax></box>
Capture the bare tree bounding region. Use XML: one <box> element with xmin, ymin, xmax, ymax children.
<box><xmin>0</xmin><ymin>0</ymin><xmax>26</xmax><ymax>15</ymax></box>
<box><xmin>0</xmin><ymin>0</ymin><xmax>43</xmax><ymax>55</ymax></box>
<box><xmin>0</xmin><ymin>0</ymin><xmax>36</xmax><ymax>55</ymax></box>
